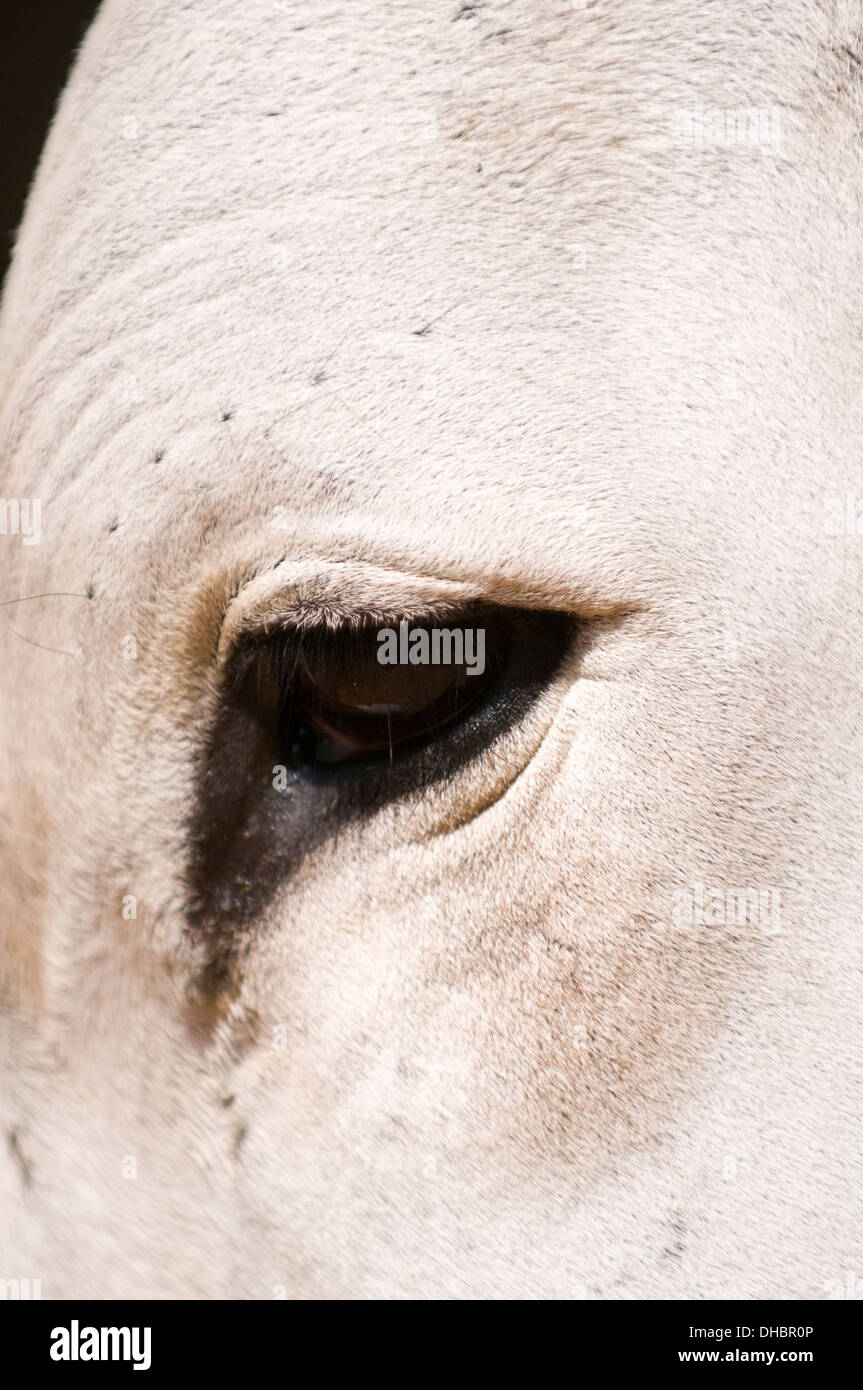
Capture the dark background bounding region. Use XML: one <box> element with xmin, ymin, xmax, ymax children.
<box><xmin>0</xmin><ymin>0</ymin><xmax>101</xmax><ymax>293</ymax></box>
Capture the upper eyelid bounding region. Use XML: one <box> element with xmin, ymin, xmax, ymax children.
<box><xmin>225</xmin><ymin>604</ymin><xmax>495</xmax><ymax>702</ymax></box>
<box><xmin>216</xmin><ymin>560</ymin><xmax>486</xmax><ymax>667</ymax></box>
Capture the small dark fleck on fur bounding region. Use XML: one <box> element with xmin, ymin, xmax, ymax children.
<box><xmin>7</xmin><ymin>1128</ymin><xmax>33</xmax><ymax>1188</ymax></box>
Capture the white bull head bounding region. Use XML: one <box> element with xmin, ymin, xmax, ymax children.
<box><xmin>0</xmin><ymin>0</ymin><xmax>861</xmax><ymax>1299</ymax></box>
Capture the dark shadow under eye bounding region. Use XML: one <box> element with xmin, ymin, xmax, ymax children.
<box><xmin>235</xmin><ymin>610</ymin><xmax>509</xmax><ymax>768</ymax></box>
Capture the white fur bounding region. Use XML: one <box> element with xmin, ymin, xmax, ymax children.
<box><xmin>1</xmin><ymin>0</ymin><xmax>862</xmax><ymax>1298</ymax></box>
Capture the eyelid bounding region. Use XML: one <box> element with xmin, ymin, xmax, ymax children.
<box><xmin>216</xmin><ymin>559</ymin><xmax>486</xmax><ymax>668</ymax></box>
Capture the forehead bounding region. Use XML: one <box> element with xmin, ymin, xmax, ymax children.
<box><xmin>0</xmin><ymin>0</ymin><xmax>851</xmax><ymax>616</ymax></box>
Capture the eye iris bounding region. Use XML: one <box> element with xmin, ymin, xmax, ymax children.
<box><xmin>300</xmin><ymin>631</ymin><xmax>463</xmax><ymax>715</ymax></box>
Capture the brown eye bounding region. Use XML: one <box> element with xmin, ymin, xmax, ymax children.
<box><xmin>238</xmin><ymin>613</ymin><xmax>506</xmax><ymax>767</ymax></box>
<box><xmin>295</xmin><ymin>620</ymin><xmax>499</xmax><ymax>762</ymax></box>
